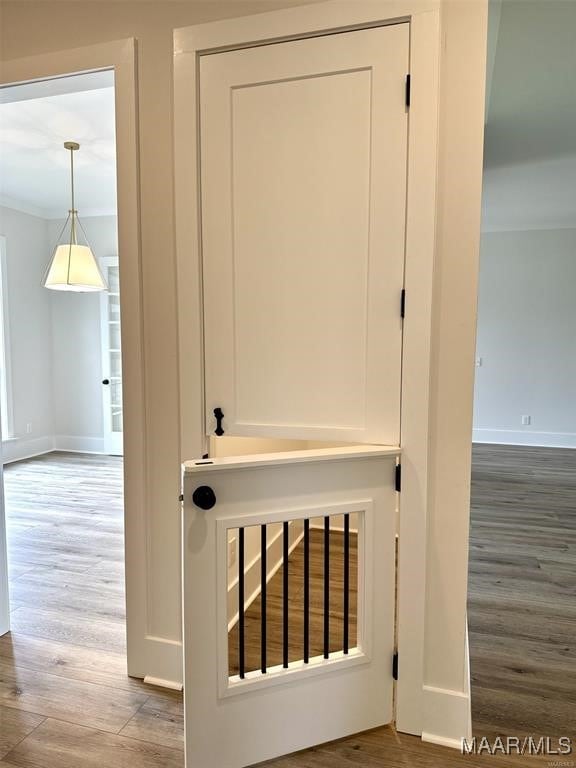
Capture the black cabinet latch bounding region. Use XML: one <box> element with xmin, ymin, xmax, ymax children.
<box><xmin>214</xmin><ymin>407</ymin><xmax>224</xmax><ymax>436</ymax></box>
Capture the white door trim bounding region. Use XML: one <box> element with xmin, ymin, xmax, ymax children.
<box><xmin>174</xmin><ymin>0</ymin><xmax>440</xmax><ymax>737</ymax></box>
<box><xmin>0</xmin><ymin>39</ymin><xmax>148</xmax><ymax>676</ymax></box>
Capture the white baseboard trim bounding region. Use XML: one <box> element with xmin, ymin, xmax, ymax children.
<box><xmin>129</xmin><ymin>635</ymin><xmax>183</xmax><ymax>688</ymax></box>
<box><xmin>53</xmin><ymin>435</ymin><xmax>106</xmax><ymax>454</ymax></box>
<box><xmin>473</xmin><ymin>428</ymin><xmax>576</xmax><ymax>449</ymax></box>
<box><xmin>422</xmin><ymin>684</ymin><xmax>471</xmax><ymax>750</ymax></box>
<box><xmin>421</xmin><ymin>731</ymin><xmax>464</xmax><ymax>750</ymax></box>
<box><xmin>143</xmin><ymin>675</ymin><xmax>183</xmax><ymax>692</ymax></box>
<box><xmin>2</xmin><ymin>434</ymin><xmax>111</xmax><ymax>463</ymax></box>
<box><xmin>2</xmin><ymin>435</ymin><xmax>54</xmax><ymax>463</ymax></box>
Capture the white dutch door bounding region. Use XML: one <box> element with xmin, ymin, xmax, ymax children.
<box><xmin>201</xmin><ymin>23</ymin><xmax>409</xmax><ymax>445</ymax></box>
<box><xmin>182</xmin><ymin>445</ymin><xmax>399</xmax><ymax>768</ymax></box>
<box><xmin>183</xmin><ymin>19</ymin><xmax>409</xmax><ymax>768</ymax></box>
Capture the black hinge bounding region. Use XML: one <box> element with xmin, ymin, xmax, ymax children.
<box><xmin>395</xmin><ymin>464</ymin><xmax>402</xmax><ymax>493</ymax></box>
<box><xmin>405</xmin><ymin>74</ymin><xmax>411</xmax><ymax>108</ymax></box>
<box><xmin>392</xmin><ymin>651</ymin><xmax>399</xmax><ymax>680</ymax></box>
<box><xmin>178</xmin><ymin>494</ymin><xmax>184</xmax><ymax>503</ymax></box>
<box><xmin>400</xmin><ymin>289</ymin><xmax>406</xmax><ymax>318</ymax></box>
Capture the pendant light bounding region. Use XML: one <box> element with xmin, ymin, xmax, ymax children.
<box><xmin>43</xmin><ymin>141</ymin><xmax>107</xmax><ymax>292</ymax></box>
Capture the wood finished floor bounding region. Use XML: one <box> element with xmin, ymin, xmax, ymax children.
<box><xmin>1</xmin><ymin>452</ymin><xmax>184</xmax><ymax>768</ymax></box>
<box><xmin>468</xmin><ymin>444</ymin><xmax>576</xmax><ymax>743</ymax></box>
<box><xmin>1</xmin><ymin>447</ymin><xmax>574</xmax><ymax>766</ymax></box>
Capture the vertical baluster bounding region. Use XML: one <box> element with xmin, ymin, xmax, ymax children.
<box><xmin>324</xmin><ymin>516</ymin><xmax>330</xmax><ymax>659</ymax></box>
<box><xmin>343</xmin><ymin>513</ymin><xmax>350</xmax><ymax>655</ymax></box>
<box><xmin>261</xmin><ymin>524</ymin><xmax>267</xmax><ymax>674</ymax></box>
<box><xmin>303</xmin><ymin>518</ymin><xmax>310</xmax><ymax>664</ymax></box>
<box><xmin>283</xmin><ymin>521</ymin><xmax>289</xmax><ymax>668</ymax></box>
<box><xmin>238</xmin><ymin>527</ymin><xmax>245</xmax><ymax>678</ymax></box>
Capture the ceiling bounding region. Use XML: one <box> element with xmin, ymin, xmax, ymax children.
<box><xmin>0</xmin><ymin>71</ymin><xmax>116</xmax><ymax>219</ymax></box>
<box><xmin>483</xmin><ymin>0</ymin><xmax>576</xmax><ymax>231</ymax></box>
<box><xmin>1</xmin><ymin>6</ymin><xmax>574</xmax><ymax>232</ymax></box>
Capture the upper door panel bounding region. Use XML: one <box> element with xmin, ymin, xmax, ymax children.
<box><xmin>200</xmin><ymin>24</ymin><xmax>409</xmax><ymax>444</ymax></box>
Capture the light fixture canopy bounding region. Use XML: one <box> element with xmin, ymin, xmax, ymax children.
<box><xmin>42</xmin><ymin>141</ymin><xmax>107</xmax><ymax>292</ymax></box>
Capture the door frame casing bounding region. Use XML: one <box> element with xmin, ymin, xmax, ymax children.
<box><xmin>174</xmin><ymin>0</ymin><xmax>440</xmax><ymax>736</ymax></box>
<box><xmin>0</xmin><ymin>39</ymin><xmax>148</xmax><ymax>676</ymax></box>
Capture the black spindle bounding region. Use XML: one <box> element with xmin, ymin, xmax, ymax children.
<box><xmin>324</xmin><ymin>516</ymin><xmax>330</xmax><ymax>659</ymax></box>
<box><xmin>343</xmin><ymin>514</ymin><xmax>350</xmax><ymax>654</ymax></box>
<box><xmin>283</xmin><ymin>521</ymin><xmax>289</xmax><ymax>668</ymax></box>
<box><xmin>238</xmin><ymin>527</ymin><xmax>245</xmax><ymax>678</ymax></box>
<box><xmin>304</xmin><ymin>519</ymin><xmax>310</xmax><ymax>664</ymax></box>
<box><xmin>261</xmin><ymin>524</ymin><xmax>267</xmax><ymax>674</ymax></box>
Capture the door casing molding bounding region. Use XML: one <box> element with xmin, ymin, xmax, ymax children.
<box><xmin>174</xmin><ymin>0</ymin><xmax>441</xmax><ymax>737</ymax></box>
<box><xmin>0</xmin><ymin>39</ymin><xmax>149</xmax><ymax>677</ymax></box>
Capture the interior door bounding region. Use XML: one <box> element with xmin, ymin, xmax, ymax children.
<box><xmin>200</xmin><ymin>23</ymin><xmax>409</xmax><ymax>444</ymax></box>
<box><xmin>100</xmin><ymin>260</ymin><xmax>123</xmax><ymax>455</ymax></box>
<box><xmin>182</xmin><ymin>446</ymin><xmax>398</xmax><ymax>768</ymax></box>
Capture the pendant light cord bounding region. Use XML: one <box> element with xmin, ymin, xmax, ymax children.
<box><xmin>70</xmin><ymin>146</ymin><xmax>76</xmax><ymax>245</ymax></box>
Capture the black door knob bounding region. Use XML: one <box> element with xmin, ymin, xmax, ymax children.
<box><xmin>102</xmin><ymin>379</ymin><xmax>110</xmax><ymax>385</ymax></box>
<box><xmin>192</xmin><ymin>485</ymin><xmax>216</xmax><ymax>510</ymax></box>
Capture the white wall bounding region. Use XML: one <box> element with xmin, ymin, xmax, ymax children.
<box><xmin>0</xmin><ymin>206</ymin><xmax>54</xmax><ymax>461</ymax></box>
<box><xmin>0</xmin><ymin>207</ymin><xmax>118</xmax><ymax>460</ymax></box>
<box><xmin>48</xmin><ymin>215</ymin><xmax>118</xmax><ymax>452</ymax></box>
<box><xmin>473</xmin><ymin>228</ymin><xmax>576</xmax><ymax>447</ymax></box>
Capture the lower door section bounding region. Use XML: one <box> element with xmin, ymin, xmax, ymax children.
<box><xmin>182</xmin><ymin>445</ymin><xmax>399</xmax><ymax>768</ymax></box>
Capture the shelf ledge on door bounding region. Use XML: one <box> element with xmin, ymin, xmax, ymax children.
<box><xmin>183</xmin><ymin>444</ymin><xmax>400</xmax><ymax>474</ymax></box>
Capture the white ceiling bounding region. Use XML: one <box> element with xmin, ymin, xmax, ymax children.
<box><xmin>1</xmin><ymin>7</ymin><xmax>574</xmax><ymax>232</ymax></box>
<box><xmin>0</xmin><ymin>71</ymin><xmax>116</xmax><ymax>219</ymax></box>
<box><xmin>483</xmin><ymin>0</ymin><xmax>576</xmax><ymax>232</ymax></box>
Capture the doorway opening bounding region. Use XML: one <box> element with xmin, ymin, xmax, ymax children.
<box><xmin>0</xmin><ymin>71</ymin><xmax>127</xmax><ymax>659</ymax></box>
<box><xmin>469</xmin><ymin>0</ymin><xmax>576</xmax><ymax>743</ymax></box>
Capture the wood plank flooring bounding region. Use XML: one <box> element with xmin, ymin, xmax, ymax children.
<box><xmin>1</xmin><ymin>447</ymin><xmax>574</xmax><ymax>766</ymax></box>
<box><xmin>468</xmin><ymin>443</ymin><xmax>576</xmax><ymax>742</ymax></box>
<box><xmin>1</xmin><ymin>452</ymin><xmax>184</xmax><ymax>767</ymax></box>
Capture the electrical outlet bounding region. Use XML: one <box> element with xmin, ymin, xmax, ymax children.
<box><xmin>521</xmin><ymin>415</ymin><xmax>531</xmax><ymax>426</ymax></box>
<box><xmin>228</xmin><ymin>537</ymin><xmax>237</xmax><ymax>568</ymax></box>
<box><xmin>26</xmin><ymin>423</ymin><xmax>32</xmax><ymax>434</ymax></box>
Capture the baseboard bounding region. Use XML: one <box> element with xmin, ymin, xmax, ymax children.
<box><xmin>421</xmin><ymin>731</ymin><xmax>464</xmax><ymax>750</ymax></box>
<box><xmin>53</xmin><ymin>435</ymin><xmax>106</xmax><ymax>454</ymax></box>
<box><xmin>143</xmin><ymin>675</ymin><xmax>183</xmax><ymax>692</ymax></box>
<box><xmin>2</xmin><ymin>435</ymin><xmax>110</xmax><ymax>463</ymax></box>
<box><xmin>422</xmin><ymin>684</ymin><xmax>471</xmax><ymax>750</ymax></box>
<box><xmin>473</xmin><ymin>428</ymin><xmax>576</xmax><ymax>449</ymax></box>
<box><xmin>2</xmin><ymin>435</ymin><xmax>54</xmax><ymax>463</ymax></box>
<box><xmin>127</xmin><ymin>635</ymin><xmax>183</xmax><ymax>688</ymax></box>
